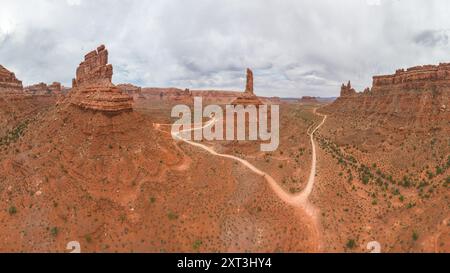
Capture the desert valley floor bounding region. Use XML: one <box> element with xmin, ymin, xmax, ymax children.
<box><xmin>0</xmin><ymin>45</ymin><xmax>448</xmax><ymax>253</ymax></box>
<box><xmin>0</xmin><ymin>97</ymin><xmax>448</xmax><ymax>253</ymax></box>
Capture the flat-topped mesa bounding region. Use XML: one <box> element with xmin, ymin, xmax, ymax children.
<box><xmin>25</xmin><ymin>82</ymin><xmax>62</xmax><ymax>95</ymax></box>
<box><xmin>372</xmin><ymin>62</ymin><xmax>450</xmax><ymax>93</ymax></box>
<box><xmin>299</xmin><ymin>96</ymin><xmax>319</xmax><ymax>104</ymax></box>
<box><xmin>0</xmin><ymin>65</ymin><xmax>23</xmax><ymax>93</ymax></box>
<box><xmin>70</xmin><ymin>45</ymin><xmax>133</xmax><ymax>112</ymax></box>
<box><xmin>245</xmin><ymin>68</ymin><xmax>254</xmax><ymax>94</ymax></box>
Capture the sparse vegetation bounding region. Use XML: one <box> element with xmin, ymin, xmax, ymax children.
<box><xmin>50</xmin><ymin>227</ymin><xmax>59</xmax><ymax>237</ymax></box>
<box><xmin>8</xmin><ymin>206</ymin><xmax>17</xmax><ymax>215</ymax></box>
<box><xmin>0</xmin><ymin>120</ymin><xmax>30</xmax><ymax>147</ymax></box>
<box><xmin>85</xmin><ymin>234</ymin><xmax>92</xmax><ymax>243</ymax></box>
<box><xmin>346</xmin><ymin>239</ymin><xmax>356</xmax><ymax>249</ymax></box>
<box><xmin>168</xmin><ymin>211</ymin><xmax>178</xmax><ymax>220</ymax></box>
<box><xmin>192</xmin><ymin>239</ymin><xmax>202</xmax><ymax>250</ymax></box>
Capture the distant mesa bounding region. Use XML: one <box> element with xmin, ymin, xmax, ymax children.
<box><xmin>299</xmin><ymin>96</ymin><xmax>319</xmax><ymax>104</ymax></box>
<box><xmin>25</xmin><ymin>82</ymin><xmax>62</xmax><ymax>96</ymax></box>
<box><xmin>70</xmin><ymin>45</ymin><xmax>133</xmax><ymax>113</ymax></box>
<box><xmin>323</xmin><ymin>62</ymin><xmax>450</xmax><ymax>125</ymax></box>
<box><xmin>231</xmin><ymin>68</ymin><xmax>263</xmax><ymax>106</ymax></box>
<box><xmin>117</xmin><ymin>83</ymin><xmax>144</xmax><ymax>99</ymax></box>
<box><xmin>340</xmin><ymin>63</ymin><xmax>450</xmax><ymax>97</ymax></box>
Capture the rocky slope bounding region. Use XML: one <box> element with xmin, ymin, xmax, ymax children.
<box><xmin>316</xmin><ymin>63</ymin><xmax>449</xmax><ymax>252</ymax></box>
<box><xmin>0</xmin><ymin>65</ymin><xmax>55</xmax><ymax>136</ymax></box>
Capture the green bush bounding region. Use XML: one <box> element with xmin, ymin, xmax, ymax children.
<box><xmin>8</xmin><ymin>206</ymin><xmax>17</xmax><ymax>215</ymax></box>
<box><xmin>50</xmin><ymin>227</ymin><xmax>59</xmax><ymax>237</ymax></box>
<box><xmin>168</xmin><ymin>211</ymin><xmax>178</xmax><ymax>220</ymax></box>
<box><xmin>192</xmin><ymin>240</ymin><xmax>202</xmax><ymax>250</ymax></box>
<box><xmin>346</xmin><ymin>239</ymin><xmax>356</xmax><ymax>249</ymax></box>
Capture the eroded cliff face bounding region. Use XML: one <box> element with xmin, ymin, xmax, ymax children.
<box><xmin>70</xmin><ymin>45</ymin><xmax>133</xmax><ymax>112</ymax></box>
<box><xmin>323</xmin><ymin>64</ymin><xmax>450</xmax><ymax>128</ymax></box>
<box><xmin>25</xmin><ymin>82</ymin><xmax>62</xmax><ymax>95</ymax></box>
<box><xmin>0</xmin><ymin>65</ymin><xmax>57</xmax><ymax>136</ymax></box>
<box><xmin>0</xmin><ymin>65</ymin><xmax>24</xmax><ymax>98</ymax></box>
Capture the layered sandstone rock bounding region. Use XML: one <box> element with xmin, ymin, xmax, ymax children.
<box><xmin>372</xmin><ymin>63</ymin><xmax>450</xmax><ymax>93</ymax></box>
<box><xmin>299</xmin><ymin>96</ymin><xmax>319</xmax><ymax>104</ymax></box>
<box><xmin>0</xmin><ymin>65</ymin><xmax>57</xmax><ymax>136</ymax></box>
<box><xmin>340</xmin><ymin>81</ymin><xmax>357</xmax><ymax>97</ymax></box>
<box><xmin>24</xmin><ymin>82</ymin><xmax>62</xmax><ymax>95</ymax></box>
<box><xmin>245</xmin><ymin>68</ymin><xmax>254</xmax><ymax>94</ymax></box>
<box><xmin>231</xmin><ymin>68</ymin><xmax>263</xmax><ymax>106</ymax></box>
<box><xmin>48</xmin><ymin>82</ymin><xmax>62</xmax><ymax>95</ymax></box>
<box><xmin>70</xmin><ymin>45</ymin><xmax>133</xmax><ymax>112</ymax></box>
<box><xmin>323</xmin><ymin>62</ymin><xmax>450</xmax><ymax>128</ymax></box>
<box><xmin>117</xmin><ymin>83</ymin><xmax>145</xmax><ymax>100</ymax></box>
<box><xmin>0</xmin><ymin>65</ymin><xmax>24</xmax><ymax>97</ymax></box>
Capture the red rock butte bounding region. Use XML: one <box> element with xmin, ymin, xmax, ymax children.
<box><xmin>324</xmin><ymin>62</ymin><xmax>450</xmax><ymax>124</ymax></box>
<box><xmin>0</xmin><ymin>65</ymin><xmax>24</xmax><ymax>95</ymax></box>
<box><xmin>24</xmin><ymin>82</ymin><xmax>62</xmax><ymax>95</ymax></box>
<box><xmin>341</xmin><ymin>63</ymin><xmax>450</xmax><ymax>97</ymax></box>
<box><xmin>70</xmin><ymin>45</ymin><xmax>133</xmax><ymax>112</ymax></box>
<box><xmin>231</xmin><ymin>68</ymin><xmax>263</xmax><ymax>106</ymax></box>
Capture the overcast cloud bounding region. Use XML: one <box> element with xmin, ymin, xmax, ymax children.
<box><xmin>1</xmin><ymin>0</ymin><xmax>450</xmax><ymax>97</ymax></box>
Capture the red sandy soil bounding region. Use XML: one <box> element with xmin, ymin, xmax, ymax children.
<box><xmin>0</xmin><ymin>100</ymin><xmax>319</xmax><ymax>252</ymax></box>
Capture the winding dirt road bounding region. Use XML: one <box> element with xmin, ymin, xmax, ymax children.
<box><xmin>164</xmin><ymin>108</ymin><xmax>327</xmax><ymax>214</ymax></box>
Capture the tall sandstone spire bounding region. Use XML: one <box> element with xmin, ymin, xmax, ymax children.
<box><xmin>70</xmin><ymin>45</ymin><xmax>133</xmax><ymax>112</ymax></box>
<box><xmin>231</xmin><ymin>68</ymin><xmax>262</xmax><ymax>106</ymax></box>
<box><xmin>245</xmin><ymin>68</ymin><xmax>254</xmax><ymax>94</ymax></box>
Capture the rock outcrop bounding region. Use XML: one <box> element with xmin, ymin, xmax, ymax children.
<box><xmin>117</xmin><ymin>83</ymin><xmax>146</xmax><ymax>100</ymax></box>
<box><xmin>70</xmin><ymin>45</ymin><xmax>133</xmax><ymax>112</ymax></box>
<box><xmin>0</xmin><ymin>65</ymin><xmax>24</xmax><ymax>97</ymax></box>
<box><xmin>323</xmin><ymin>62</ymin><xmax>450</xmax><ymax>129</ymax></box>
<box><xmin>231</xmin><ymin>68</ymin><xmax>263</xmax><ymax>106</ymax></box>
<box><xmin>299</xmin><ymin>96</ymin><xmax>319</xmax><ymax>104</ymax></box>
<box><xmin>24</xmin><ymin>82</ymin><xmax>62</xmax><ymax>95</ymax></box>
<box><xmin>245</xmin><ymin>68</ymin><xmax>254</xmax><ymax>94</ymax></box>
<box><xmin>372</xmin><ymin>63</ymin><xmax>450</xmax><ymax>93</ymax></box>
<box><xmin>340</xmin><ymin>81</ymin><xmax>357</xmax><ymax>97</ymax></box>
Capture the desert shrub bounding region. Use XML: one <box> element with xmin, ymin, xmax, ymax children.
<box><xmin>50</xmin><ymin>227</ymin><xmax>59</xmax><ymax>237</ymax></box>
<box><xmin>192</xmin><ymin>240</ymin><xmax>202</xmax><ymax>250</ymax></box>
<box><xmin>8</xmin><ymin>206</ymin><xmax>17</xmax><ymax>215</ymax></box>
<box><xmin>412</xmin><ymin>231</ymin><xmax>419</xmax><ymax>241</ymax></box>
<box><xmin>362</xmin><ymin>174</ymin><xmax>370</xmax><ymax>185</ymax></box>
<box><xmin>168</xmin><ymin>211</ymin><xmax>178</xmax><ymax>220</ymax></box>
<box><xmin>346</xmin><ymin>239</ymin><xmax>356</xmax><ymax>249</ymax></box>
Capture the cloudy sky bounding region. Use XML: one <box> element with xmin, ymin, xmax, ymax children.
<box><xmin>1</xmin><ymin>0</ymin><xmax>450</xmax><ymax>97</ymax></box>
